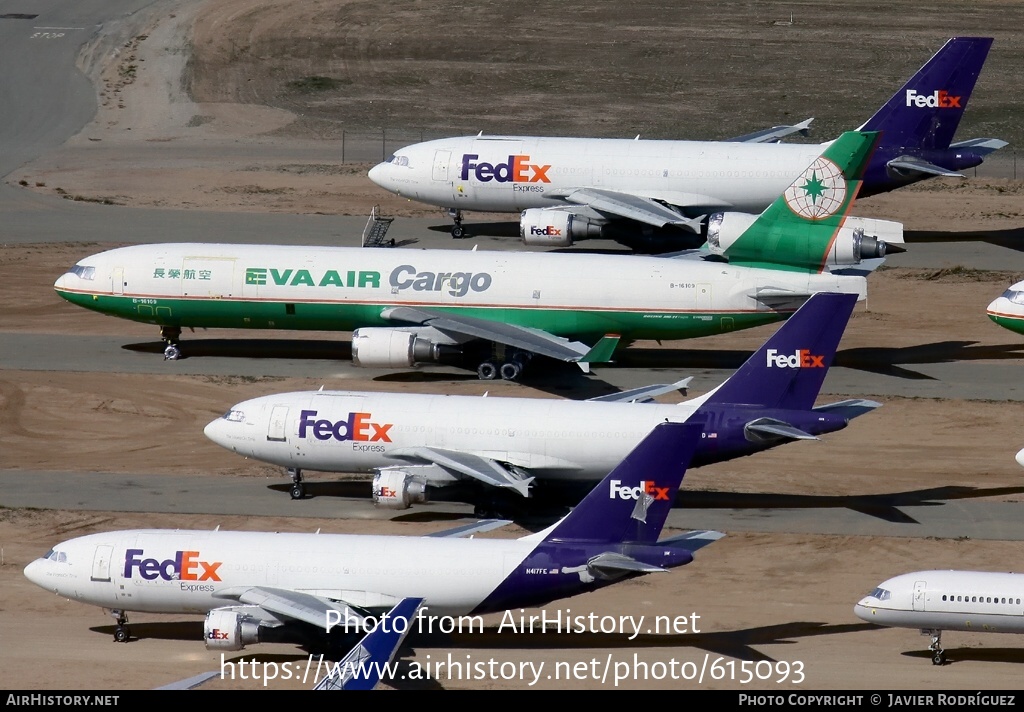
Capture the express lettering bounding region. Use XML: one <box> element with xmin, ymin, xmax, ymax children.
<box><xmin>124</xmin><ymin>549</ymin><xmax>222</xmax><ymax>582</ymax></box>
<box><xmin>389</xmin><ymin>265</ymin><xmax>492</xmax><ymax>297</ymax></box>
<box><xmin>460</xmin><ymin>154</ymin><xmax>551</xmax><ymax>183</ymax></box>
<box><xmin>298</xmin><ymin>410</ymin><xmax>394</xmax><ymax>443</ymax></box>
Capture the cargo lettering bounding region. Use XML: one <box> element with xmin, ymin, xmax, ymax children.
<box><xmin>389</xmin><ymin>264</ymin><xmax>492</xmax><ymax>297</ymax></box>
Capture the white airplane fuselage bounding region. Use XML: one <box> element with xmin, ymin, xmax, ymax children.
<box><xmin>205</xmin><ymin>390</ymin><xmax>706</xmax><ymax>480</ymax></box>
<box><xmin>855</xmin><ymin>570</ymin><xmax>1024</xmax><ymax>634</ymax></box>
<box><xmin>24</xmin><ymin>529</ymin><xmax>532</xmax><ymax>617</ymax></box>
<box><xmin>368</xmin><ymin>136</ymin><xmax>827</xmax><ymax>214</ymax></box>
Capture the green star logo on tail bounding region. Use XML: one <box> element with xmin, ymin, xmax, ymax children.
<box><xmin>784</xmin><ymin>157</ymin><xmax>847</xmax><ymax>219</ymax></box>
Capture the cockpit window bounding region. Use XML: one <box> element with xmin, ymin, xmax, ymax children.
<box><xmin>390</xmin><ymin>155</ymin><xmax>410</xmax><ymax>167</ymax></box>
<box><xmin>44</xmin><ymin>549</ymin><xmax>68</xmax><ymax>563</ymax></box>
<box><xmin>69</xmin><ymin>264</ymin><xmax>96</xmax><ymax>280</ymax></box>
<box><xmin>868</xmin><ymin>587</ymin><xmax>890</xmax><ymax>601</ymax></box>
<box><xmin>222</xmin><ymin>409</ymin><xmax>245</xmax><ymax>422</ymax></box>
<box><xmin>1001</xmin><ymin>289</ymin><xmax>1024</xmax><ymax>306</ymax></box>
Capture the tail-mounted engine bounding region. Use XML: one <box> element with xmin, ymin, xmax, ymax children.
<box><xmin>204</xmin><ymin>609</ymin><xmax>264</xmax><ymax>651</ymax></box>
<box><xmin>705</xmin><ymin>212</ymin><xmax>903</xmax><ymax>268</ymax></box>
<box><xmin>520</xmin><ymin>209</ymin><xmax>604</xmax><ymax>247</ymax></box>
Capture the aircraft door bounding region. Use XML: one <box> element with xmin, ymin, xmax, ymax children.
<box><xmin>913</xmin><ymin>580</ymin><xmax>927</xmax><ymax>611</ymax></box>
<box><xmin>432</xmin><ymin>151</ymin><xmax>450</xmax><ymax>182</ymax></box>
<box><xmin>111</xmin><ymin>267</ymin><xmax>124</xmax><ymax>295</ymax></box>
<box><xmin>91</xmin><ymin>545</ymin><xmax>113</xmax><ymax>582</ymax></box>
<box><xmin>267</xmin><ymin>405</ymin><xmax>289</xmax><ymax>442</ymax></box>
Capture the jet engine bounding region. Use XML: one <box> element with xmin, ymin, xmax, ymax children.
<box><xmin>520</xmin><ymin>209</ymin><xmax>604</xmax><ymax>247</ymax></box>
<box><xmin>204</xmin><ymin>609</ymin><xmax>264</xmax><ymax>651</ymax></box>
<box><xmin>372</xmin><ymin>469</ymin><xmax>430</xmax><ymax>509</ymax></box>
<box><xmin>705</xmin><ymin>212</ymin><xmax>903</xmax><ymax>268</ymax></box>
<box><xmin>351</xmin><ymin>327</ymin><xmax>459</xmax><ymax>368</ymax></box>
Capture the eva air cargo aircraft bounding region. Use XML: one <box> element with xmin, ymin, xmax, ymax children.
<box><xmin>55</xmin><ymin>131</ymin><xmax>898</xmax><ymax>380</ymax></box>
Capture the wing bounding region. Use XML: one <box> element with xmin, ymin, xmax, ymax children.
<box><xmin>381</xmin><ymin>305</ymin><xmax>619</xmax><ymax>371</ymax></box>
<box><xmin>545</xmin><ymin>187</ymin><xmax>705</xmax><ymax>231</ymax></box>
<box><xmin>726</xmin><ymin>118</ymin><xmax>814</xmax><ymax>143</ymax></box>
<box><xmin>213</xmin><ymin>585</ymin><xmax>369</xmax><ymax>629</ymax></box>
<box><xmin>426</xmin><ymin>519</ymin><xmax>513</xmax><ymax>538</ymax></box>
<box><xmin>586</xmin><ymin>377</ymin><xmax>692</xmax><ymax>403</ymax></box>
<box><xmin>387</xmin><ymin>445</ymin><xmax>534</xmax><ymax>497</ymax></box>
<box><xmin>313</xmin><ymin>597</ymin><xmax>424</xmax><ymax>691</ymax></box>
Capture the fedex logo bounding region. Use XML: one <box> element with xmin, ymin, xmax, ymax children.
<box><xmin>124</xmin><ymin>549</ymin><xmax>222</xmax><ymax>582</ymax></box>
<box><xmin>905</xmin><ymin>89</ymin><xmax>962</xmax><ymax>108</ymax></box>
<box><xmin>207</xmin><ymin>629</ymin><xmax>229</xmax><ymax>641</ymax></box>
<box><xmin>298</xmin><ymin>410</ymin><xmax>393</xmax><ymax>443</ymax></box>
<box><xmin>530</xmin><ymin>226</ymin><xmax>562</xmax><ymax>236</ymax></box>
<box><xmin>766</xmin><ymin>348</ymin><xmax>825</xmax><ymax>368</ymax></box>
<box><xmin>460</xmin><ymin>154</ymin><xmax>551</xmax><ymax>183</ymax></box>
<box><xmin>609</xmin><ymin>480</ymin><xmax>671</xmax><ymax>501</ymax></box>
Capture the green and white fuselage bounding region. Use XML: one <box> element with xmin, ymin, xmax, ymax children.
<box><xmin>987</xmin><ymin>280</ymin><xmax>1024</xmax><ymax>336</ymax></box>
<box><xmin>54</xmin><ymin>243</ymin><xmax>866</xmax><ymax>341</ymax></box>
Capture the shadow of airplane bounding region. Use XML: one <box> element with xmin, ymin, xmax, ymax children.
<box><xmin>905</xmin><ymin>226</ymin><xmax>1024</xmax><ymax>252</ymax></box>
<box><xmin>901</xmin><ymin>646</ymin><xmax>1024</xmax><ymax>666</ymax></box>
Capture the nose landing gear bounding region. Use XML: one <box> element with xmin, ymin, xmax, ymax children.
<box><xmin>161</xmin><ymin>326</ymin><xmax>182</xmax><ymax>361</ymax></box>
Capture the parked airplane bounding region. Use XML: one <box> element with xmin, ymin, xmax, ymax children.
<box><xmin>205</xmin><ymin>292</ymin><xmax>877</xmax><ymax>505</ymax></box>
<box><xmin>368</xmin><ymin>37</ymin><xmax>1002</xmax><ymax>251</ymax></box>
<box><xmin>854</xmin><ymin>570</ymin><xmax>1024</xmax><ymax>665</ymax></box>
<box><xmin>985</xmin><ymin>280</ymin><xmax>1024</xmax><ymax>336</ymax></box>
<box><xmin>56</xmin><ymin>132</ymin><xmax>890</xmax><ymax>379</ymax></box>
<box><xmin>24</xmin><ymin>421</ymin><xmax>722</xmax><ymax>654</ymax></box>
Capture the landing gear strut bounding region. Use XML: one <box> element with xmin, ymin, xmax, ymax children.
<box><xmin>925</xmin><ymin>629</ymin><xmax>945</xmax><ymax>665</ymax></box>
<box><xmin>111</xmin><ymin>609</ymin><xmax>130</xmax><ymax>643</ymax></box>
<box><xmin>448</xmin><ymin>208</ymin><xmax>466</xmax><ymax>239</ymax></box>
<box><xmin>161</xmin><ymin>326</ymin><xmax>182</xmax><ymax>361</ymax></box>
<box><xmin>288</xmin><ymin>468</ymin><xmax>306</xmax><ymax>500</ymax></box>
<box><xmin>476</xmin><ymin>349</ymin><xmax>531</xmax><ymax>381</ymax></box>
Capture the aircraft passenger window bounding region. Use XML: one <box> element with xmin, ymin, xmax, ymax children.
<box><xmin>942</xmin><ymin>595</ymin><xmax>947</xmax><ymax>601</ymax></box>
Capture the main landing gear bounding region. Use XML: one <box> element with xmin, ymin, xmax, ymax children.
<box><xmin>161</xmin><ymin>326</ymin><xmax>182</xmax><ymax>361</ymax></box>
<box><xmin>448</xmin><ymin>208</ymin><xmax>467</xmax><ymax>239</ymax></box>
<box><xmin>111</xmin><ymin>609</ymin><xmax>130</xmax><ymax>643</ymax></box>
<box><xmin>925</xmin><ymin>629</ymin><xmax>946</xmax><ymax>665</ymax></box>
<box><xmin>288</xmin><ymin>467</ymin><xmax>306</xmax><ymax>500</ymax></box>
<box><xmin>476</xmin><ymin>350</ymin><xmax>531</xmax><ymax>381</ymax></box>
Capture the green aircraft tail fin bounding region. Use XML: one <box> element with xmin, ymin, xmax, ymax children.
<box><xmin>719</xmin><ymin>131</ymin><xmax>881</xmax><ymax>273</ymax></box>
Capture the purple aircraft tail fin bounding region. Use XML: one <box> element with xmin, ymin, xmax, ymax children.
<box><xmin>541</xmin><ymin>420</ymin><xmax>703</xmax><ymax>545</ymax></box>
<box><xmin>702</xmin><ymin>292</ymin><xmax>856</xmax><ymax>410</ymax></box>
<box><xmin>860</xmin><ymin>37</ymin><xmax>992</xmax><ymax>150</ymax></box>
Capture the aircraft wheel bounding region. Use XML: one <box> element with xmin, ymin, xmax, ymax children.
<box><xmin>932</xmin><ymin>651</ymin><xmax>945</xmax><ymax>666</ymax></box>
<box><xmin>500</xmin><ymin>362</ymin><xmax>521</xmax><ymax>381</ymax></box>
<box><xmin>114</xmin><ymin>627</ymin><xmax>129</xmax><ymax>643</ymax></box>
<box><xmin>290</xmin><ymin>483</ymin><xmax>305</xmax><ymax>500</ymax></box>
<box><xmin>163</xmin><ymin>344</ymin><xmax>181</xmax><ymax>361</ymax></box>
<box><xmin>477</xmin><ymin>361</ymin><xmax>498</xmax><ymax>380</ymax></box>
<box><xmin>451</xmin><ymin>225</ymin><xmax>465</xmax><ymax>239</ymax></box>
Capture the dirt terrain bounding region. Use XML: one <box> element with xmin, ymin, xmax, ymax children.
<box><xmin>3</xmin><ymin>0</ymin><xmax>1024</xmax><ymax>691</ymax></box>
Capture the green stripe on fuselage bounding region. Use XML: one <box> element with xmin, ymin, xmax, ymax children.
<box><xmin>988</xmin><ymin>312</ymin><xmax>1024</xmax><ymax>336</ymax></box>
<box><xmin>55</xmin><ymin>289</ymin><xmax>786</xmax><ymax>342</ymax></box>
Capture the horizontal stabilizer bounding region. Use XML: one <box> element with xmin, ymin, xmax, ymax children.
<box><xmin>657</xmin><ymin>529</ymin><xmax>726</xmax><ymax>553</ymax></box>
<box><xmin>887</xmin><ymin>155</ymin><xmax>964</xmax><ymax>178</ymax></box>
<box><xmin>813</xmin><ymin>398</ymin><xmax>883</xmax><ymax>420</ymax></box>
<box><xmin>728</xmin><ymin>118</ymin><xmax>814</xmax><ymax>143</ymax></box>
<box><xmin>426</xmin><ymin>519</ymin><xmax>513</xmax><ymax>538</ymax></box>
<box><xmin>586</xmin><ymin>377</ymin><xmax>692</xmax><ymax>403</ymax></box>
<box><xmin>950</xmin><ymin>138</ymin><xmax>1008</xmax><ymax>156</ymax></box>
<box><xmin>587</xmin><ymin>551</ymin><xmax>667</xmax><ymax>577</ymax></box>
<box><xmin>745</xmin><ymin>417</ymin><xmax>818</xmax><ymax>441</ymax></box>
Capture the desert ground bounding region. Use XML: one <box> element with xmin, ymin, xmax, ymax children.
<box><xmin>3</xmin><ymin>0</ymin><xmax>1024</xmax><ymax>691</ymax></box>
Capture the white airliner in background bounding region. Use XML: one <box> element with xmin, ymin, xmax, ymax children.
<box><xmin>855</xmin><ymin>571</ymin><xmax>1024</xmax><ymax>665</ymax></box>
<box><xmin>367</xmin><ymin>37</ymin><xmax>1002</xmax><ymax>251</ymax></box>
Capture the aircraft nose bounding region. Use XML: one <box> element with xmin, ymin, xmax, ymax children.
<box><xmin>23</xmin><ymin>559</ymin><xmax>48</xmax><ymax>589</ymax></box>
<box><xmin>852</xmin><ymin>602</ymin><xmax>873</xmax><ymax>622</ymax></box>
<box><xmin>54</xmin><ymin>273</ymin><xmax>69</xmax><ymax>291</ymax></box>
<box><xmin>204</xmin><ymin>417</ymin><xmax>231</xmax><ymax>449</ymax></box>
<box><xmin>1015</xmin><ymin>448</ymin><xmax>1024</xmax><ymax>469</ymax></box>
<box><xmin>367</xmin><ymin>162</ymin><xmax>392</xmax><ymax>190</ymax></box>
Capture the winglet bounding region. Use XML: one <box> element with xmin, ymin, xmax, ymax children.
<box><xmin>578</xmin><ymin>334</ymin><xmax>620</xmax><ymax>364</ymax></box>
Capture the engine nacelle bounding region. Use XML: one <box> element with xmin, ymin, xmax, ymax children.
<box><xmin>520</xmin><ymin>209</ymin><xmax>604</xmax><ymax>246</ymax></box>
<box><xmin>705</xmin><ymin>212</ymin><xmax>902</xmax><ymax>268</ymax></box>
<box><xmin>351</xmin><ymin>327</ymin><xmax>458</xmax><ymax>368</ymax></box>
<box><xmin>372</xmin><ymin>469</ymin><xmax>429</xmax><ymax>509</ymax></box>
<box><xmin>204</xmin><ymin>609</ymin><xmax>263</xmax><ymax>651</ymax></box>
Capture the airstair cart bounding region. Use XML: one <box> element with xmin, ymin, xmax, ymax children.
<box><xmin>362</xmin><ymin>205</ymin><xmax>395</xmax><ymax>247</ymax></box>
